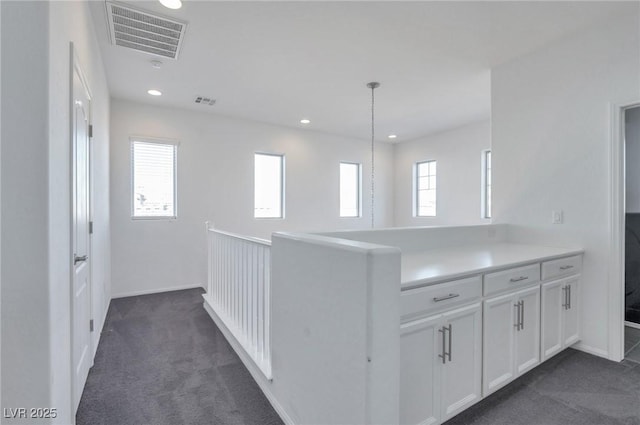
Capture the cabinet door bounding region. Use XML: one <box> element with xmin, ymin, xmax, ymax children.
<box><xmin>563</xmin><ymin>276</ymin><xmax>580</xmax><ymax>348</ymax></box>
<box><xmin>541</xmin><ymin>279</ymin><xmax>564</xmax><ymax>361</ymax></box>
<box><xmin>515</xmin><ymin>286</ymin><xmax>540</xmax><ymax>375</ymax></box>
<box><xmin>482</xmin><ymin>292</ymin><xmax>516</xmax><ymax>396</ymax></box>
<box><xmin>440</xmin><ymin>303</ymin><xmax>482</xmax><ymax>421</ymax></box>
<box><xmin>400</xmin><ymin>314</ymin><xmax>441</xmax><ymax>425</ymax></box>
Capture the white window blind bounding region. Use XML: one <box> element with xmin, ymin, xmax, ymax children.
<box><xmin>131</xmin><ymin>140</ymin><xmax>177</xmax><ymax>218</ymax></box>
<box><xmin>340</xmin><ymin>162</ymin><xmax>361</xmax><ymax>217</ymax></box>
<box><xmin>254</xmin><ymin>153</ymin><xmax>284</xmax><ymax>218</ymax></box>
<box><xmin>416</xmin><ymin>160</ymin><xmax>436</xmax><ymax>217</ymax></box>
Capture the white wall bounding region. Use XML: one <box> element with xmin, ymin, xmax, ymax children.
<box><xmin>492</xmin><ymin>9</ymin><xmax>640</xmax><ymax>358</ymax></box>
<box><xmin>394</xmin><ymin>121</ymin><xmax>491</xmax><ymax>227</ymax></box>
<box><xmin>48</xmin><ymin>1</ymin><xmax>111</xmax><ymax>422</ymax></box>
<box><xmin>1</xmin><ymin>2</ymin><xmax>52</xmax><ymax>419</ymax></box>
<box><xmin>110</xmin><ymin>100</ymin><xmax>394</xmax><ymax>297</ymax></box>
<box><xmin>626</xmin><ymin>107</ymin><xmax>640</xmax><ymax>212</ymax></box>
<box><xmin>268</xmin><ymin>232</ymin><xmax>400</xmax><ymax>424</ymax></box>
<box><xmin>1</xmin><ymin>1</ymin><xmax>110</xmax><ymax>423</ymax></box>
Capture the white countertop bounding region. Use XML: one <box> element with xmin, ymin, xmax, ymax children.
<box><xmin>401</xmin><ymin>243</ymin><xmax>583</xmax><ymax>290</ymax></box>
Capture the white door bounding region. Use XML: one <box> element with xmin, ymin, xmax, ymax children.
<box><xmin>514</xmin><ymin>286</ymin><xmax>540</xmax><ymax>375</ymax></box>
<box><xmin>482</xmin><ymin>292</ymin><xmax>516</xmax><ymax>396</ymax></box>
<box><xmin>400</xmin><ymin>314</ymin><xmax>441</xmax><ymax>425</ymax></box>
<box><xmin>541</xmin><ymin>279</ymin><xmax>564</xmax><ymax>361</ymax></box>
<box><xmin>440</xmin><ymin>303</ymin><xmax>482</xmax><ymax>421</ymax></box>
<box><xmin>72</xmin><ymin>59</ymin><xmax>92</xmax><ymax>411</ymax></box>
<box><xmin>563</xmin><ymin>276</ymin><xmax>580</xmax><ymax>347</ymax></box>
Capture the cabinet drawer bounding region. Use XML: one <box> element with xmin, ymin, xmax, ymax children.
<box><xmin>401</xmin><ymin>275</ymin><xmax>482</xmax><ymax>321</ymax></box>
<box><xmin>483</xmin><ymin>264</ymin><xmax>540</xmax><ymax>296</ymax></box>
<box><xmin>541</xmin><ymin>255</ymin><xmax>582</xmax><ymax>280</ymax></box>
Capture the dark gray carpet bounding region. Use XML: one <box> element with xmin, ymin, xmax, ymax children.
<box><xmin>79</xmin><ymin>288</ymin><xmax>640</xmax><ymax>425</ymax></box>
<box><xmin>76</xmin><ymin>288</ymin><xmax>283</xmax><ymax>425</ymax></box>
<box><xmin>444</xmin><ymin>349</ymin><xmax>640</xmax><ymax>425</ymax></box>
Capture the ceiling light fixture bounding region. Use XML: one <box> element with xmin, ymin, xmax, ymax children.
<box><xmin>366</xmin><ymin>81</ymin><xmax>380</xmax><ymax>229</ymax></box>
<box><xmin>159</xmin><ymin>0</ymin><xmax>182</xmax><ymax>10</ymax></box>
<box><xmin>388</xmin><ymin>134</ymin><xmax>397</xmax><ymax>140</ymax></box>
<box><xmin>147</xmin><ymin>89</ymin><xmax>162</xmax><ymax>96</ymax></box>
<box><xmin>300</xmin><ymin>119</ymin><xmax>311</xmax><ymax>124</ymax></box>
<box><xmin>150</xmin><ymin>60</ymin><xmax>163</xmax><ymax>69</ymax></box>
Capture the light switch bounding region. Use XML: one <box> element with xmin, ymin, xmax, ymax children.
<box><xmin>552</xmin><ymin>210</ymin><xmax>563</xmax><ymax>224</ymax></box>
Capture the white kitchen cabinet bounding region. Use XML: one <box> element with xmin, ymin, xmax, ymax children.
<box><xmin>541</xmin><ymin>275</ymin><xmax>580</xmax><ymax>361</ymax></box>
<box><xmin>400</xmin><ymin>314</ymin><xmax>440</xmax><ymax>425</ymax></box>
<box><xmin>483</xmin><ymin>285</ymin><xmax>540</xmax><ymax>396</ymax></box>
<box><xmin>400</xmin><ymin>303</ymin><xmax>482</xmax><ymax>425</ymax></box>
<box><xmin>399</xmin><ymin>251</ymin><xmax>582</xmax><ymax>425</ymax></box>
<box><xmin>515</xmin><ymin>286</ymin><xmax>541</xmax><ymax>375</ymax></box>
<box><xmin>440</xmin><ymin>303</ymin><xmax>482</xmax><ymax>421</ymax></box>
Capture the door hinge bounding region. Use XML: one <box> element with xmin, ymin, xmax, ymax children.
<box><xmin>90</xmin><ymin>319</ymin><xmax>94</xmax><ymax>332</ymax></box>
<box><xmin>88</xmin><ymin>124</ymin><xmax>93</xmax><ymax>138</ymax></box>
<box><xmin>89</xmin><ymin>221</ymin><xmax>93</xmax><ymax>234</ymax></box>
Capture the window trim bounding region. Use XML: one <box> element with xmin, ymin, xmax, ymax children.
<box><xmin>414</xmin><ymin>159</ymin><xmax>437</xmax><ymax>217</ymax></box>
<box><xmin>254</xmin><ymin>152</ymin><xmax>285</xmax><ymax>220</ymax></box>
<box><xmin>481</xmin><ymin>149</ymin><xmax>491</xmax><ymax>219</ymax></box>
<box><xmin>339</xmin><ymin>161</ymin><xmax>362</xmax><ymax>218</ymax></box>
<box><xmin>130</xmin><ymin>136</ymin><xmax>179</xmax><ymax>220</ymax></box>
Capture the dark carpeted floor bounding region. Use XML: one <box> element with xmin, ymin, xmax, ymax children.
<box><xmin>76</xmin><ymin>288</ymin><xmax>283</xmax><ymax>425</ymax></box>
<box><xmin>444</xmin><ymin>349</ymin><xmax>640</xmax><ymax>425</ymax></box>
<box><xmin>79</xmin><ymin>288</ymin><xmax>640</xmax><ymax>425</ymax></box>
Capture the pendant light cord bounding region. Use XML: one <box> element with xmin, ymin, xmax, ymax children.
<box><xmin>367</xmin><ymin>82</ymin><xmax>380</xmax><ymax>229</ymax></box>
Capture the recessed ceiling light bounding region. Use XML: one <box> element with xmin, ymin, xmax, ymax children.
<box><xmin>300</xmin><ymin>119</ymin><xmax>311</xmax><ymax>124</ymax></box>
<box><xmin>388</xmin><ymin>134</ymin><xmax>397</xmax><ymax>139</ymax></box>
<box><xmin>159</xmin><ymin>0</ymin><xmax>182</xmax><ymax>9</ymax></box>
<box><xmin>150</xmin><ymin>60</ymin><xmax>163</xmax><ymax>69</ymax></box>
<box><xmin>147</xmin><ymin>89</ymin><xmax>162</xmax><ymax>96</ymax></box>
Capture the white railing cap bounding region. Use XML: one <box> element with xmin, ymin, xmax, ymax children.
<box><xmin>272</xmin><ymin>231</ymin><xmax>400</xmax><ymax>255</ymax></box>
<box><xmin>208</xmin><ymin>225</ymin><xmax>271</xmax><ymax>247</ymax></box>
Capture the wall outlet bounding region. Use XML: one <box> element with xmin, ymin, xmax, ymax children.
<box><xmin>552</xmin><ymin>210</ymin><xmax>563</xmax><ymax>224</ymax></box>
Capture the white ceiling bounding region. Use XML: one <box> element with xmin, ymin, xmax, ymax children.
<box><xmin>89</xmin><ymin>1</ymin><xmax>631</xmax><ymax>142</ymax></box>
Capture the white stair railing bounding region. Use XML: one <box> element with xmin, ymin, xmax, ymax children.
<box><xmin>206</xmin><ymin>223</ymin><xmax>271</xmax><ymax>377</ymax></box>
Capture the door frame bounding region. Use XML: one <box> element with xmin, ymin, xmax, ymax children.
<box><xmin>610</xmin><ymin>99</ymin><xmax>640</xmax><ymax>362</ymax></box>
<box><xmin>69</xmin><ymin>42</ymin><xmax>94</xmax><ymax>415</ymax></box>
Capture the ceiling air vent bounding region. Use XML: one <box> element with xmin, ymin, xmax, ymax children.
<box><xmin>106</xmin><ymin>1</ymin><xmax>187</xmax><ymax>60</ymax></box>
<box><xmin>195</xmin><ymin>96</ymin><xmax>216</xmax><ymax>106</ymax></box>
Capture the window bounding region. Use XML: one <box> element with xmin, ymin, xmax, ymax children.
<box><xmin>482</xmin><ymin>150</ymin><xmax>492</xmax><ymax>218</ymax></box>
<box><xmin>415</xmin><ymin>160</ymin><xmax>436</xmax><ymax>217</ymax></box>
<box><xmin>340</xmin><ymin>162</ymin><xmax>361</xmax><ymax>217</ymax></box>
<box><xmin>131</xmin><ymin>139</ymin><xmax>177</xmax><ymax>218</ymax></box>
<box><xmin>254</xmin><ymin>153</ymin><xmax>284</xmax><ymax>218</ymax></box>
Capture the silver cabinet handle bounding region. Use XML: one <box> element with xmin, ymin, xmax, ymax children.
<box><xmin>74</xmin><ymin>254</ymin><xmax>88</xmax><ymax>265</ymax></box>
<box><xmin>446</xmin><ymin>324</ymin><xmax>452</xmax><ymax>362</ymax></box>
<box><xmin>560</xmin><ymin>265</ymin><xmax>574</xmax><ymax>270</ymax></box>
<box><xmin>567</xmin><ymin>284</ymin><xmax>571</xmax><ymax>310</ymax></box>
<box><xmin>510</xmin><ymin>276</ymin><xmax>528</xmax><ymax>283</ymax></box>
<box><xmin>438</xmin><ymin>326</ymin><xmax>447</xmax><ymax>364</ymax></box>
<box><xmin>433</xmin><ymin>293</ymin><xmax>460</xmax><ymax>302</ymax></box>
<box><xmin>562</xmin><ymin>285</ymin><xmax>568</xmax><ymax>309</ymax></box>
<box><xmin>514</xmin><ymin>300</ymin><xmax>525</xmax><ymax>331</ymax></box>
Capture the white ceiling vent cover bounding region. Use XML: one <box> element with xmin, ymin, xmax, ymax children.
<box><xmin>106</xmin><ymin>1</ymin><xmax>187</xmax><ymax>60</ymax></box>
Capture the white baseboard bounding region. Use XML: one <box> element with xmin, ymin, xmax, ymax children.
<box><xmin>112</xmin><ymin>283</ymin><xmax>204</xmax><ymax>299</ymax></box>
<box><xmin>202</xmin><ymin>295</ymin><xmax>294</xmax><ymax>425</ymax></box>
<box><xmin>91</xmin><ymin>299</ymin><xmax>110</xmax><ymax>357</ymax></box>
<box><xmin>625</xmin><ymin>321</ymin><xmax>640</xmax><ymax>330</ymax></box>
<box><xmin>572</xmin><ymin>342</ymin><xmax>609</xmax><ymax>359</ymax></box>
